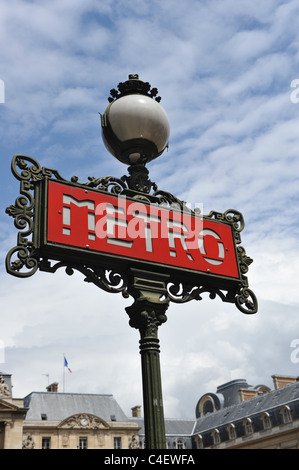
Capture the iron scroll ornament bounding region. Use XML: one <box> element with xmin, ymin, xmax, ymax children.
<box><xmin>5</xmin><ymin>154</ymin><xmax>258</xmax><ymax>314</ymax></box>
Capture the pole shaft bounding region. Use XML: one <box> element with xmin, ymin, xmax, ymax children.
<box><xmin>126</xmin><ymin>268</ymin><xmax>170</xmax><ymax>450</ymax></box>
<box><xmin>139</xmin><ymin>331</ymin><xmax>166</xmax><ymax>449</ymax></box>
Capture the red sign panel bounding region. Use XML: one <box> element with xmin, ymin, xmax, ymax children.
<box><xmin>46</xmin><ymin>181</ymin><xmax>239</xmax><ymax>279</ymax></box>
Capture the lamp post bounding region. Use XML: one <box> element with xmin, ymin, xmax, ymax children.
<box><xmin>101</xmin><ymin>74</ymin><xmax>171</xmax><ymax>449</ymax></box>
<box><xmin>6</xmin><ymin>74</ymin><xmax>258</xmax><ymax>451</ymax></box>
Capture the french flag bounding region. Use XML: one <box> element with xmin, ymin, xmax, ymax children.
<box><xmin>64</xmin><ymin>356</ymin><xmax>72</xmax><ymax>373</ymax></box>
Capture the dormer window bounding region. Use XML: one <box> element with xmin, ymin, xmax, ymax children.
<box><xmin>176</xmin><ymin>438</ymin><xmax>185</xmax><ymax>449</ymax></box>
<box><xmin>280</xmin><ymin>405</ymin><xmax>292</xmax><ymax>424</ymax></box>
<box><xmin>227</xmin><ymin>423</ymin><xmax>236</xmax><ymax>440</ymax></box>
<box><xmin>243</xmin><ymin>418</ymin><xmax>253</xmax><ymax>435</ymax></box>
<box><xmin>261</xmin><ymin>412</ymin><xmax>271</xmax><ymax>430</ymax></box>
<box><xmin>195</xmin><ymin>434</ymin><xmax>203</xmax><ymax>449</ymax></box>
<box><xmin>211</xmin><ymin>429</ymin><xmax>221</xmax><ymax>446</ymax></box>
<box><xmin>198</xmin><ymin>395</ymin><xmax>216</xmax><ymax>417</ymax></box>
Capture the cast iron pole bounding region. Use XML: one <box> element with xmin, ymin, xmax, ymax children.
<box><xmin>126</xmin><ymin>269</ymin><xmax>169</xmax><ymax>449</ymax></box>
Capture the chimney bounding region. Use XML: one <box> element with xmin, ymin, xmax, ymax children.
<box><xmin>46</xmin><ymin>382</ymin><xmax>58</xmax><ymax>393</ymax></box>
<box><xmin>272</xmin><ymin>375</ymin><xmax>299</xmax><ymax>389</ymax></box>
<box><xmin>131</xmin><ymin>405</ymin><xmax>142</xmax><ymax>418</ymax></box>
<box><xmin>239</xmin><ymin>388</ymin><xmax>261</xmax><ymax>401</ymax></box>
<box><xmin>239</xmin><ymin>384</ymin><xmax>270</xmax><ymax>402</ymax></box>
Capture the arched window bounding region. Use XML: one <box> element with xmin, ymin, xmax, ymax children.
<box><xmin>227</xmin><ymin>423</ymin><xmax>236</xmax><ymax>440</ymax></box>
<box><xmin>176</xmin><ymin>438</ymin><xmax>185</xmax><ymax>449</ymax></box>
<box><xmin>280</xmin><ymin>405</ymin><xmax>292</xmax><ymax>424</ymax></box>
<box><xmin>261</xmin><ymin>412</ymin><xmax>271</xmax><ymax>430</ymax></box>
<box><xmin>198</xmin><ymin>395</ymin><xmax>216</xmax><ymax>417</ymax></box>
<box><xmin>202</xmin><ymin>399</ymin><xmax>214</xmax><ymax>415</ymax></box>
<box><xmin>195</xmin><ymin>434</ymin><xmax>203</xmax><ymax>449</ymax></box>
<box><xmin>243</xmin><ymin>418</ymin><xmax>253</xmax><ymax>435</ymax></box>
<box><xmin>211</xmin><ymin>429</ymin><xmax>221</xmax><ymax>446</ymax></box>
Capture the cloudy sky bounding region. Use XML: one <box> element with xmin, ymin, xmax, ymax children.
<box><xmin>1</xmin><ymin>0</ymin><xmax>299</xmax><ymax>420</ymax></box>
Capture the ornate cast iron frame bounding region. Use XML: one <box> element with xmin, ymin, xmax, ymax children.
<box><xmin>5</xmin><ymin>154</ymin><xmax>258</xmax><ymax>315</ymax></box>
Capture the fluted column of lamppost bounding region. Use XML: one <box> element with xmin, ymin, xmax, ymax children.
<box><xmin>101</xmin><ymin>75</ymin><xmax>170</xmax><ymax>449</ymax></box>
<box><xmin>125</xmin><ymin>269</ymin><xmax>170</xmax><ymax>449</ymax></box>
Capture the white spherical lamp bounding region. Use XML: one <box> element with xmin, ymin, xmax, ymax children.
<box><xmin>101</xmin><ymin>75</ymin><xmax>170</xmax><ymax>166</ymax></box>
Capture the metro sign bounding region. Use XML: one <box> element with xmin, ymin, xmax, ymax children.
<box><xmin>6</xmin><ymin>155</ymin><xmax>257</xmax><ymax>313</ymax></box>
<box><xmin>45</xmin><ymin>180</ymin><xmax>239</xmax><ymax>281</ymax></box>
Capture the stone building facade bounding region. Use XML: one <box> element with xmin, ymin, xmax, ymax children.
<box><xmin>192</xmin><ymin>375</ymin><xmax>299</xmax><ymax>449</ymax></box>
<box><xmin>0</xmin><ymin>372</ymin><xmax>28</xmax><ymax>449</ymax></box>
<box><xmin>22</xmin><ymin>382</ymin><xmax>140</xmax><ymax>449</ymax></box>
<box><xmin>0</xmin><ymin>370</ymin><xmax>298</xmax><ymax>449</ymax></box>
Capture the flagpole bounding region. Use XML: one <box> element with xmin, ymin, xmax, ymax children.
<box><xmin>63</xmin><ymin>353</ymin><xmax>65</xmax><ymax>393</ymax></box>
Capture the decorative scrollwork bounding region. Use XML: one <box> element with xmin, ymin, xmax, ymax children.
<box><xmin>237</xmin><ymin>246</ymin><xmax>253</xmax><ymax>274</ymax></box>
<box><xmin>39</xmin><ymin>260</ymin><xmax>130</xmax><ymax>298</ymax></box>
<box><xmin>166</xmin><ymin>279</ymin><xmax>258</xmax><ymax>315</ymax></box>
<box><xmin>6</xmin><ymin>182</ymin><xmax>34</xmax><ymax>237</ymax></box>
<box><xmin>5</xmin><ymin>160</ymin><xmax>39</xmax><ymax>277</ymax></box>
<box><xmin>223</xmin><ymin>209</ymin><xmax>245</xmax><ymax>232</ymax></box>
<box><xmin>153</xmin><ymin>189</ymin><xmax>201</xmax><ymax>214</ymax></box>
<box><xmin>6</xmin><ymin>245</ymin><xmax>39</xmax><ymax>277</ymax></box>
<box><xmin>235</xmin><ymin>288</ymin><xmax>258</xmax><ymax>314</ymax></box>
<box><xmin>206</xmin><ymin>208</ymin><xmax>257</xmax><ymax>312</ymax></box>
<box><xmin>6</xmin><ymin>154</ymin><xmax>257</xmax><ymax>315</ymax></box>
<box><xmin>121</xmin><ymin>164</ymin><xmax>158</xmax><ymax>194</ymax></box>
<box><xmin>166</xmin><ymin>281</ymin><xmax>228</xmax><ymax>305</ymax></box>
<box><xmin>108</xmin><ymin>74</ymin><xmax>161</xmax><ymax>103</ymax></box>
<box><xmin>11</xmin><ymin>154</ymin><xmax>66</xmax><ymax>184</ymax></box>
<box><xmin>208</xmin><ymin>209</ymin><xmax>245</xmax><ymax>238</ymax></box>
<box><xmin>71</xmin><ymin>175</ymin><xmax>127</xmax><ymax>195</ymax></box>
<box><xmin>11</xmin><ymin>154</ymin><xmax>42</xmax><ymax>183</ymax></box>
<box><xmin>70</xmin><ymin>164</ymin><xmax>195</xmax><ymax>206</ymax></box>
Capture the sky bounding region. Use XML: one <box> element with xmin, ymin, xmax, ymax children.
<box><xmin>0</xmin><ymin>0</ymin><xmax>299</xmax><ymax>420</ymax></box>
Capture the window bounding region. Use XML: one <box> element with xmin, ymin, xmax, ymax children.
<box><xmin>42</xmin><ymin>437</ymin><xmax>51</xmax><ymax>449</ymax></box>
<box><xmin>197</xmin><ymin>395</ymin><xmax>217</xmax><ymax>417</ymax></box>
<box><xmin>211</xmin><ymin>429</ymin><xmax>221</xmax><ymax>446</ymax></box>
<box><xmin>195</xmin><ymin>434</ymin><xmax>203</xmax><ymax>449</ymax></box>
<box><xmin>203</xmin><ymin>399</ymin><xmax>214</xmax><ymax>415</ymax></box>
<box><xmin>78</xmin><ymin>437</ymin><xmax>87</xmax><ymax>449</ymax></box>
<box><xmin>114</xmin><ymin>437</ymin><xmax>122</xmax><ymax>449</ymax></box>
<box><xmin>243</xmin><ymin>418</ymin><xmax>253</xmax><ymax>435</ymax></box>
<box><xmin>176</xmin><ymin>438</ymin><xmax>185</xmax><ymax>449</ymax></box>
<box><xmin>280</xmin><ymin>406</ymin><xmax>292</xmax><ymax>424</ymax></box>
<box><xmin>261</xmin><ymin>412</ymin><xmax>271</xmax><ymax>430</ymax></box>
<box><xmin>227</xmin><ymin>423</ymin><xmax>236</xmax><ymax>440</ymax></box>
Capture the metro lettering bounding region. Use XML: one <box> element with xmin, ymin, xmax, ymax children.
<box><xmin>62</xmin><ymin>194</ymin><xmax>95</xmax><ymax>240</ymax></box>
<box><xmin>198</xmin><ymin>228</ymin><xmax>225</xmax><ymax>266</ymax></box>
<box><xmin>47</xmin><ymin>181</ymin><xmax>239</xmax><ymax>278</ymax></box>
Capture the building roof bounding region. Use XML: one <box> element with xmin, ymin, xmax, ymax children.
<box><xmin>193</xmin><ymin>379</ymin><xmax>299</xmax><ymax>435</ymax></box>
<box><xmin>132</xmin><ymin>417</ymin><xmax>195</xmax><ymax>436</ymax></box>
<box><xmin>24</xmin><ymin>391</ymin><xmax>130</xmax><ymax>423</ymax></box>
<box><xmin>165</xmin><ymin>418</ymin><xmax>196</xmax><ymax>435</ymax></box>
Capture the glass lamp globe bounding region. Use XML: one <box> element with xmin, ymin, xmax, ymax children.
<box><xmin>101</xmin><ymin>80</ymin><xmax>170</xmax><ymax>166</ymax></box>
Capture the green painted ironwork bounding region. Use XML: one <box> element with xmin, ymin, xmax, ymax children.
<box><xmin>5</xmin><ymin>154</ymin><xmax>257</xmax><ymax>317</ymax></box>
<box><xmin>5</xmin><ymin>153</ymin><xmax>258</xmax><ymax>450</ymax></box>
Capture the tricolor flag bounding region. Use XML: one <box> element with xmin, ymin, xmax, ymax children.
<box><xmin>64</xmin><ymin>356</ymin><xmax>72</xmax><ymax>373</ymax></box>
